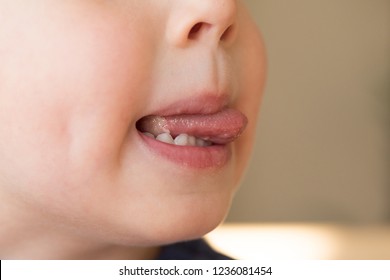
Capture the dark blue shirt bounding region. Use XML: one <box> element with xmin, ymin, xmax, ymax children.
<box><xmin>157</xmin><ymin>239</ymin><xmax>232</xmax><ymax>260</ymax></box>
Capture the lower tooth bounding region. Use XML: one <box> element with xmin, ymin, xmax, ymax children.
<box><xmin>196</xmin><ymin>138</ymin><xmax>206</xmax><ymax>147</ymax></box>
<box><xmin>174</xmin><ymin>134</ymin><xmax>189</xmax><ymax>146</ymax></box>
<box><xmin>196</xmin><ymin>138</ymin><xmax>213</xmax><ymax>147</ymax></box>
<box><xmin>204</xmin><ymin>140</ymin><xmax>213</xmax><ymax>146</ymax></box>
<box><xmin>142</xmin><ymin>132</ymin><xmax>155</xmax><ymax>139</ymax></box>
<box><xmin>187</xmin><ymin>135</ymin><xmax>196</xmax><ymax>146</ymax></box>
<box><xmin>156</xmin><ymin>132</ymin><xmax>174</xmax><ymax>144</ymax></box>
<box><xmin>154</xmin><ymin>132</ymin><xmax>212</xmax><ymax>147</ymax></box>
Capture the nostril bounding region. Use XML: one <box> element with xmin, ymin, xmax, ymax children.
<box><xmin>188</xmin><ymin>22</ymin><xmax>206</xmax><ymax>40</ymax></box>
<box><xmin>188</xmin><ymin>22</ymin><xmax>236</xmax><ymax>43</ymax></box>
<box><xmin>220</xmin><ymin>25</ymin><xmax>233</xmax><ymax>42</ymax></box>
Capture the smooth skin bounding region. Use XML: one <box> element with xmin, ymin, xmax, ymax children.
<box><xmin>0</xmin><ymin>0</ymin><xmax>266</xmax><ymax>259</ymax></box>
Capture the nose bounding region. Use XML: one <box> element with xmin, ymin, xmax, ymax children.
<box><xmin>166</xmin><ymin>0</ymin><xmax>238</xmax><ymax>48</ymax></box>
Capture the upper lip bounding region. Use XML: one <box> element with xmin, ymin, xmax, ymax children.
<box><xmin>146</xmin><ymin>93</ymin><xmax>231</xmax><ymax>117</ymax></box>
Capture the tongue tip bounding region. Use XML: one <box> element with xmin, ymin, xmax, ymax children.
<box><xmin>208</xmin><ymin>127</ymin><xmax>247</xmax><ymax>144</ymax></box>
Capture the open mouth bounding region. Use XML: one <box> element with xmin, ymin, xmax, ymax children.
<box><xmin>135</xmin><ymin>106</ymin><xmax>248</xmax><ymax>169</ymax></box>
<box><xmin>136</xmin><ymin>108</ymin><xmax>248</xmax><ymax>147</ymax></box>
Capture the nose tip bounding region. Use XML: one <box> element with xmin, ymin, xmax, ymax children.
<box><xmin>167</xmin><ymin>0</ymin><xmax>238</xmax><ymax>47</ymax></box>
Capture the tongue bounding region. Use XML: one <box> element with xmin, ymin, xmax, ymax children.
<box><xmin>136</xmin><ymin>108</ymin><xmax>248</xmax><ymax>144</ymax></box>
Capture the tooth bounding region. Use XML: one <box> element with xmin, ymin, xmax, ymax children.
<box><xmin>142</xmin><ymin>132</ymin><xmax>155</xmax><ymax>139</ymax></box>
<box><xmin>154</xmin><ymin>132</ymin><xmax>213</xmax><ymax>147</ymax></box>
<box><xmin>204</xmin><ymin>140</ymin><xmax>213</xmax><ymax>146</ymax></box>
<box><xmin>196</xmin><ymin>137</ymin><xmax>211</xmax><ymax>147</ymax></box>
<box><xmin>196</xmin><ymin>138</ymin><xmax>213</xmax><ymax>147</ymax></box>
<box><xmin>156</xmin><ymin>133</ymin><xmax>174</xmax><ymax>144</ymax></box>
<box><xmin>187</xmin><ymin>135</ymin><xmax>196</xmax><ymax>146</ymax></box>
<box><xmin>174</xmin><ymin>134</ymin><xmax>189</xmax><ymax>146</ymax></box>
<box><xmin>196</xmin><ymin>138</ymin><xmax>206</xmax><ymax>147</ymax></box>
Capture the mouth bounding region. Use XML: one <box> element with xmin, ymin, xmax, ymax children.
<box><xmin>135</xmin><ymin>105</ymin><xmax>248</xmax><ymax>169</ymax></box>
<box><xmin>136</xmin><ymin>108</ymin><xmax>247</xmax><ymax>146</ymax></box>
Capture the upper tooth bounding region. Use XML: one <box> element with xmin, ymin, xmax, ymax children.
<box><xmin>156</xmin><ymin>132</ymin><xmax>174</xmax><ymax>144</ymax></box>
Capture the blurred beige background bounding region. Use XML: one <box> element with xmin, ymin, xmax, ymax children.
<box><xmin>227</xmin><ymin>0</ymin><xmax>390</xmax><ymax>223</ymax></box>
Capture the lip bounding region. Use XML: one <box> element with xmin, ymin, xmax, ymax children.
<box><xmin>135</xmin><ymin>93</ymin><xmax>246</xmax><ymax>169</ymax></box>
<box><xmin>149</xmin><ymin>94</ymin><xmax>230</xmax><ymax>116</ymax></box>
<box><xmin>138</xmin><ymin>131</ymin><xmax>231</xmax><ymax>169</ymax></box>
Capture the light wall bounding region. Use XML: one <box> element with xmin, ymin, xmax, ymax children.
<box><xmin>227</xmin><ymin>0</ymin><xmax>390</xmax><ymax>223</ymax></box>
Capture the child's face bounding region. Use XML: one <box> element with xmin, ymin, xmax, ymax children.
<box><xmin>0</xmin><ymin>0</ymin><xmax>265</xmax><ymax>247</ymax></box>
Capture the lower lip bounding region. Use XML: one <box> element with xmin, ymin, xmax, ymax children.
<box><xmin>138</xmin><ymin>131</ymin><xmax>231</xmax><ymax>169</ymax></box>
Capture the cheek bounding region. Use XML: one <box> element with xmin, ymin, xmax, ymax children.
<box><xmin>233</xmin><ymin>22</ymin><xmax>267</xmax><ymax>182</ymax></box>
<box><xmin>0</xmin><ymin>9</ymin><xmax>153</xmax><ymax>203</ymax></box>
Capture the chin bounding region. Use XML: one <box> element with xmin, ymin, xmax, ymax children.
<box><xmin>160</xmin><ymin>194</ymin><xmax>232</xmax><ymax>244</ymax></box>
<box><xmin>146</xmin><ymin>211</ymin><xmax>230</xmax><ymax>246</ymax></box>
<box><xmin>103</xmin><ymin>190</ymin><xmax>233</xmax><ymax>247</ymax></box>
